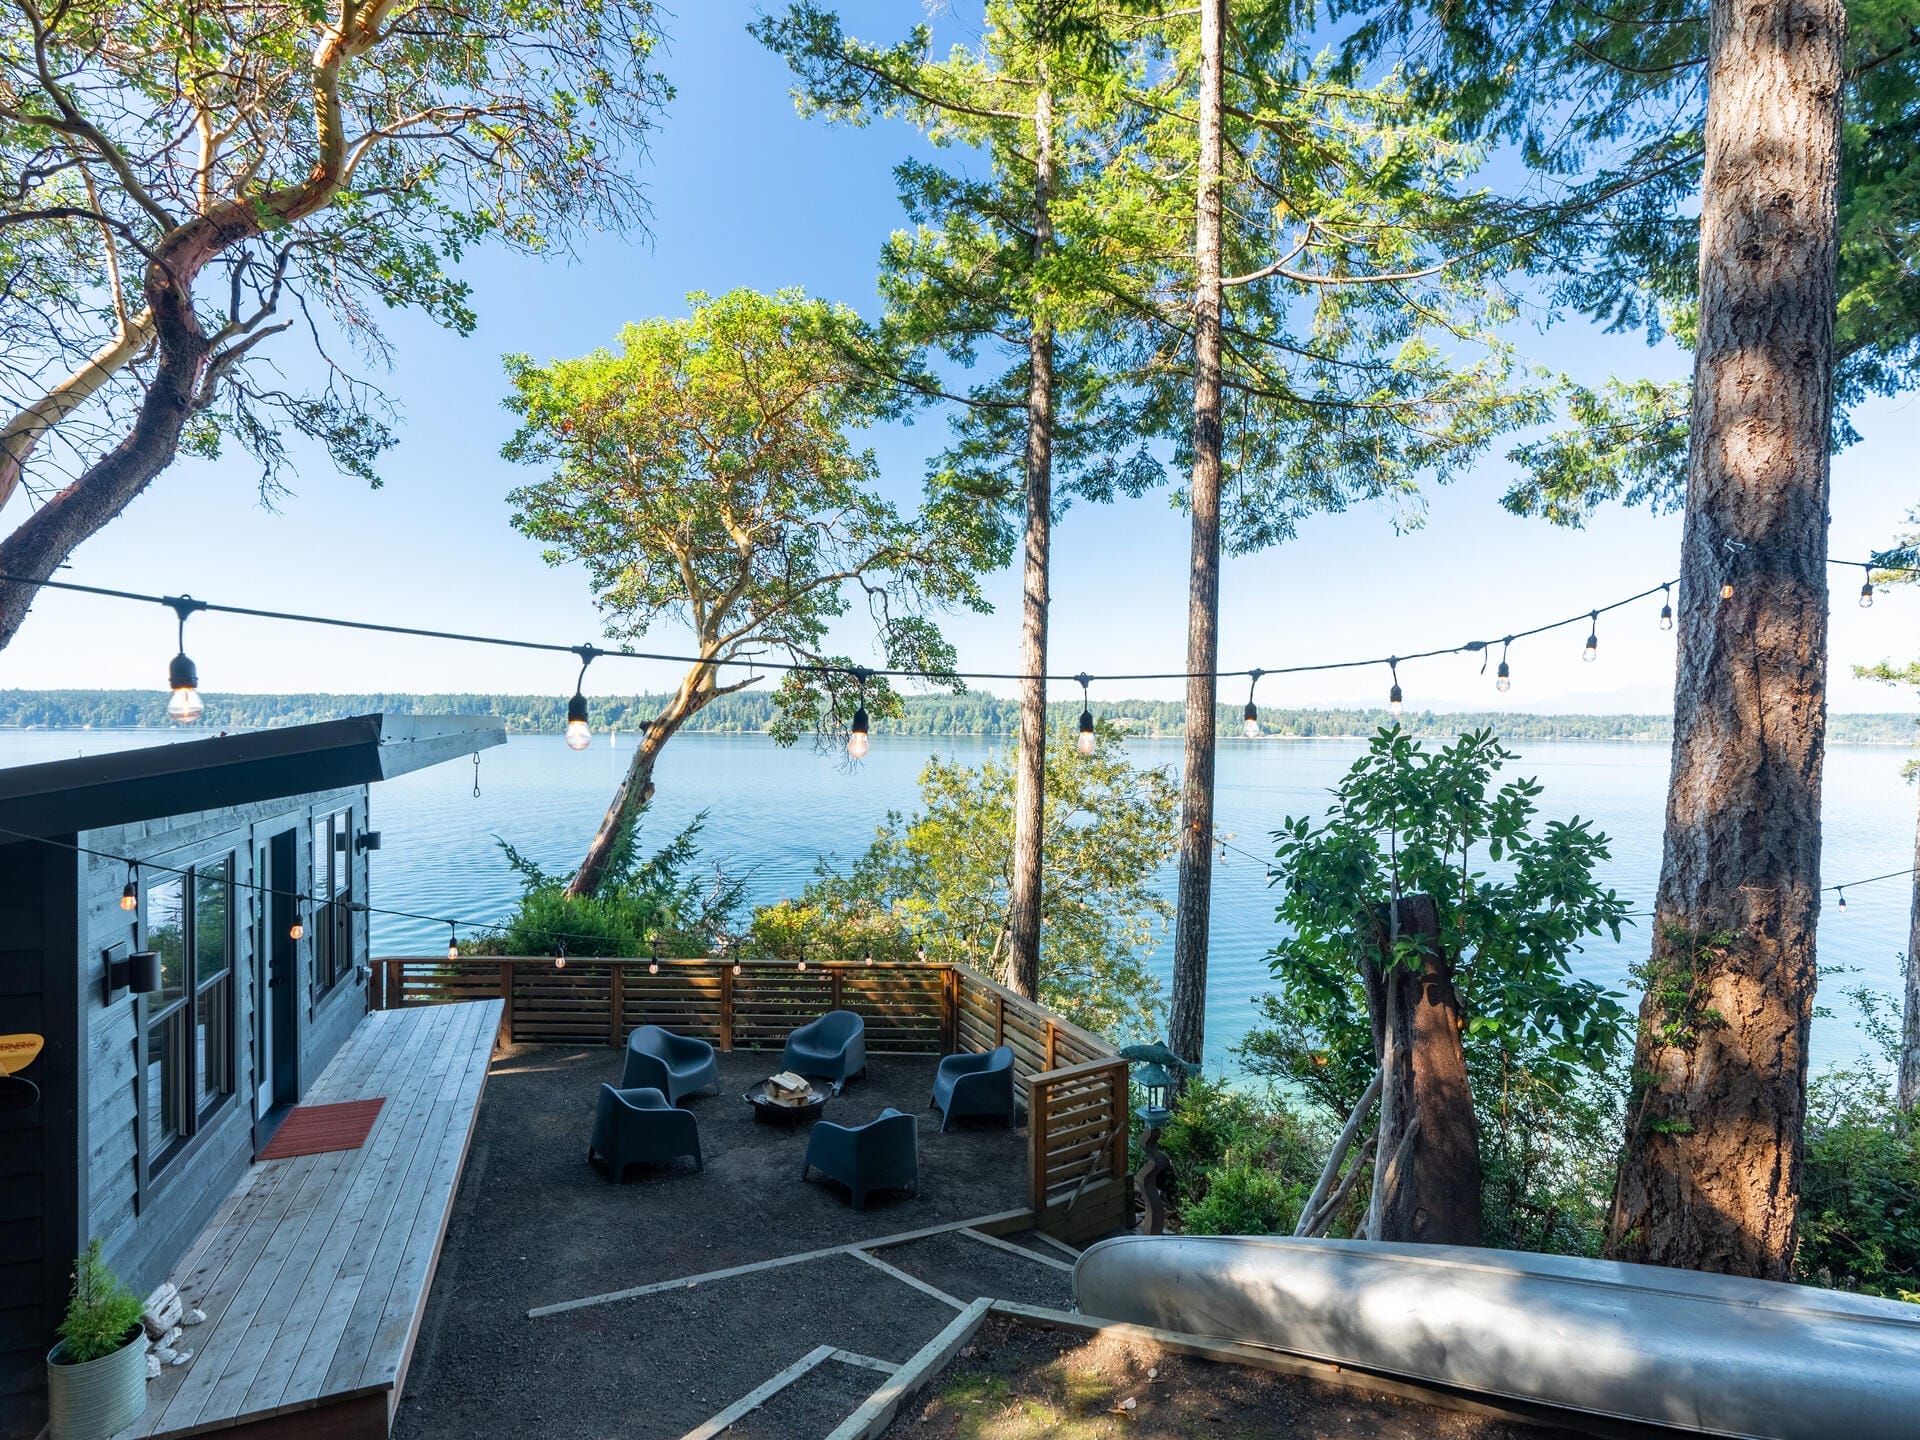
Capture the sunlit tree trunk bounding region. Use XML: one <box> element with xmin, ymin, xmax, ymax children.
<box><xmin>1007</xmin><ymin>82</ymin><xmax>1056</xmax><ymax>1003</ymax></box>
<box><xmin>1901</xmin><ymin>790</ymin><xmax>1920</xmax><ymax>1109</ymax></box>
<box><xmin>1607</xmin><ymin>0</ymin><xmax>1845</xmax><ymax>1278</ymax></box>
<box><xmin>1169</xmin><ymin>0</ymin><xmax>1226</xmax><ymax>1071</ymax></box>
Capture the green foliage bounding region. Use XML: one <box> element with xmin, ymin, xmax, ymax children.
<box><xmin>761</xmin><ymin>721</ymin><xmax>1174</xmax><ymax>1039</ymax></box>
<box><xmin>474</xmin><ymin>809</ymin><xmax>742</xmax><ymax>958</ymax></box>
<box><xmin>1154</xmin><ymin>1078</ymin><xmax>1332</xmax><ymax>1236</ymax></box>
<box><xmin>501</xmin><ymin>288</ymin><xmax>993</xmax><ymax>747</ymax></box>
<box><xmin>1476</xmin><ymin>1048</ymin><xmax>1625</xmax><ymax>1257</ymax></box>
<box><xmin>56</xmin><ymin>1241</ymin><xmax>143</xmax><ymax>1365</ymax></box>
<box><xmin>1795</xmin><ymin>989</ymin><xmax>1920</xmax><ymax>1299</ymax></box>
<box><xmin>1254</xmin><ymin>726</ymin><xmax>1632</xmax><ymax>1110</ymax></box>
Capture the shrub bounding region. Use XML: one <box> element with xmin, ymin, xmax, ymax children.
<box><xmin>1152</xmin><ymin>1078</ymin><xmax>1331</xmax><ymax>1235</ymax></box>
<box><xmin>57</xmin><ymin>1241</ymin><xmax>143</xmax><ymax>1364</ymax></box>
<box><xmin>1180</xmin><ymin>1155</ymin><xmax>1311</xmax><ymax>1236</ymax></box>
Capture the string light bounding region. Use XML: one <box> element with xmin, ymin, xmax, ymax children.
<box><xmin>1075</xmin><ymin>672</ymin><xmax>1097</xmax><ymax>755</ymax></box>
<box><xmin>846</xmin><ymin>668</ymin><xmax>870</xmax><ymax>760</ymax></box>
<box><xmin>1242</xmin><ymin>668</ymin><xmax>1263</xmax><ymax>739</ymax></box>
<box><xmin>1583</xmin><ymin>611</ymin><xmax>1599</xmax><ymax>663</ymax></box>
<box><xmin>1387</xmin><ymin>658</ymin><xmax>1403</xmax><ymax>719</ymax></box>
<box><xmin>1860</xmin><ymin>565</ymin><xmax>1875</xmax><ymax>609</ymax></box>
<box><xmin>553</xmin><ymin>942</ymin><xmax>566</xmax><ymax>970</ymax></box>
<box><xmin>120</xmin><ymin>862</ymin><xmax>139</xmax><ymax>911</ymax></box>
<box><xmin>864</xmin><ymin>950</ymin><xmax>874</xmax><ymax>965</ymax></box>
<box><xmin>1837</xmin><ymin>888</ymin><xmax>1847</xmax><ymax>913</ymax></box>
<box><xmin>648</xmin><ymin>933</ymin><xmax>660</xmax><ymax>975</ymax></box>
<box><xmin>289</xmin><ymin>909</ymin><xmax>305</xmax><ymax>941</ymax></box>
<box><xmin>1658</xmin><ymin>584</ymin><xmax>1673</xmax><ymax>632</ymax></box>
<box><xmin>1720</xmin><ymin>538</ymin><xmax>1746</xmax><ymax>601</ymax></box>
<box><xmin>164</xmin><ymin>596</ymin><xmax>207</xmax><ymax>723</ymax></box>
<box><xmin>564</xmin><ymin>644</ymin><xmax>599</xmax><ymax>751</ymax></box>
<box><xmin>1495</xmin><ymin>639</ymin><xmax>1511</xmax><ymax>694</ymax></box>
<box><xmin>447</xmin><ymin>924</ymin><xmax>459</xmax><ymax>962</ymax></box>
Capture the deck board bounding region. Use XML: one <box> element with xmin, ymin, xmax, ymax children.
<box><xmin>117</xmin><ymin>1001</ymin><xmax>500</xmax><ymax>1440</ymax></box>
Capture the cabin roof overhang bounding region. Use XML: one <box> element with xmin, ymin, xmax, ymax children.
<box><xmin>0</xmin><ymin>713</ymin><xmax>506</xmax><ymax>839</ymax></box>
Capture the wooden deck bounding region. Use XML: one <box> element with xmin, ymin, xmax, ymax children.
<box><xmin>117</xmin><ymin>1000</ymin><xmax>500</xmax><ymax>1440</ymax></box>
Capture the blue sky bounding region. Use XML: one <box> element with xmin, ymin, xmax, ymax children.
<box><xmin>2</xmin><ymin>3</ymin><xmax>1914</xmax><ymax>714</ymax></box>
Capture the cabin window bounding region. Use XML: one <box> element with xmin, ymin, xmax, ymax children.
<box><xmin>310</xmin><ymin>810</ymin><xmax>354</xmax><ymax>1001</ymax></box>
<box><xmin>143</xmin><ymin>856</ymin><xmax>235</xmax><ymax>1174</ymax></box>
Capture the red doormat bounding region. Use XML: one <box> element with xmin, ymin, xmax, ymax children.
<box><xmin>258</xmin><ymin>1098</ymin><xmax>385</xmax><ymax>1160</ymax></box>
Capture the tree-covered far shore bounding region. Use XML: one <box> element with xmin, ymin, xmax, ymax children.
<box><xmin>1</xmin><ymin>688</ymin><xmax>1913</xmax><ymax>746</ymax></box>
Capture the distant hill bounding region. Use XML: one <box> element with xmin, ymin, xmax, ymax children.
<box><xmin>3</xmin><ymin>689</ymin><xmax>1915</xmax><ymax>746</ymax></box>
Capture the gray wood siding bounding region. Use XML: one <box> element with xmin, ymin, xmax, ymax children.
<box><xmin>77</xmin><ymin>786</ymin><xmax>370</xmax><ymax>1297</ymax></box>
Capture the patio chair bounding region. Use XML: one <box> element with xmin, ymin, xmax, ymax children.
<box><xmin>929</xmin><ymin>1044</ymin><xmax>1016</xmax><ymax>1132</ymax></box>
<box><xmin>622</xmin><ymin>1024</ymin><xmax>719</xmax><ymax>1106</ymax></box>
<box><xmin>801</xmin><ymin>1107</ymin><xmax>918</xmax><ymax>1211</ymax></box>
<box><xmin>780</xmin><ymin>1009</ymin><xmax>866</xmax><ymax>1087</ymax></box>
<box><xmin>588</xmin><ymin>1084</ymin><xmax>702</xmax><ymax>1181</ymax></box>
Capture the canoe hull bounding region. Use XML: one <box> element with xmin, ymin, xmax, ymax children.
<box><xmin>1073</xmin><ymin>1235</ymin><xmax>1920</xmax><ymax>1439</ymax></box>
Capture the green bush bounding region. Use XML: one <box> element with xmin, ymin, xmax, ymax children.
<box><xmin>1151</xmin><ymin>1078</ymin><xmax>1331</xmax><ymax>1236</ymax></box>
<box><xmin>57</xmin><ymin>1241</ymin><xmax>143</xmax><ymax>1364</ymax></box>
<box><xmin>1795</xmin><ymin>1068</ymin><xmax>1920</xmax><ymax>1299</ymax></box>
<box><xmin>1180</xmin><ymin>1155</ymin><xmax>1311</xmax><ymax>1236</ymax></box>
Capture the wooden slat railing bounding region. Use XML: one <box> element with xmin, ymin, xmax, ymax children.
<box><xmin>374</xmin><ymin>954</ymin><xmax>1129</xmax><ymax>1239</ymax></box>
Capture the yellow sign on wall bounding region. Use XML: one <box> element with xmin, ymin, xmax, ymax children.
<box><xmin>0</xmin><ymin>1034</ymin><xmax>44</xmax><ymax>1074</ymax></box>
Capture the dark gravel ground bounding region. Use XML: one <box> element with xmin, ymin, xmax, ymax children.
<box><xmin>879</xmin><ymin>1231</ymin><xmax>1076</xmax><ymax>1310</ymax></box>
<box><xmin>394</xmin><ymin>1043</ymin><xmax>1032</xmax><ymax>1440</ymax></box>
<box><xmin>720</xmin><ymin>1356</ymin><xmax>891</xmax><ymax>1440</ymax></box>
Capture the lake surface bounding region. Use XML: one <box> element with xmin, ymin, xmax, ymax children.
<box><xmin>5</xmin><ymin>728</ymin><xmax>1911</xmax><ymax>1077</ymax></box>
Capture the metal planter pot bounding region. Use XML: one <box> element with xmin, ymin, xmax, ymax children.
<box><xmin>46</xmin><ymin>1327</ymin><xmax>148</xmax><ymax>1440</ymax></box>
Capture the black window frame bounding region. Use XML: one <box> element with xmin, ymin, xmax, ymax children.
<box><xmin>310</xmin><ymin>810</ymin><xmax>354</xmax><ymax>1002</ymax></box>
<box><xmin>141</xmin><ymin>854</ymin><xmax>236</xmax><ymax>1179</ymax></box>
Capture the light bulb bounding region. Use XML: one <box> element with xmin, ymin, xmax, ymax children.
<box><xmin>1583</xmin><ymin>635</ymin><xmax>1598</xmax><ymax>662</ymax></box>
<box><xmin>731</xmin><ymin>961</ymin><xmax>741</xmax><ymax>976</ymax></box>
<box><xmin>1837</xmin><ymin>889</ymin><xmax>1847</xmax><ymax>913</ymax></box>
<box><xmin>120</xmin><ymin>867</ymin><xmax>138</xmax><ymax>911</ymax></box>
<box><xmin>167</xmin><ymin>650</ymin><xmax>203</xmax><ymax>723</ymax></box>
<box><xmin>1495</xmin><ymin>661</ymin><xmax>1511</xmax><ymax>693</ymax></box>
<box><xmin>864</xmin><ymin>951</ymin><xmax>874</xmax><ymax>965</ymax></box>
<box><xmin>1861</xmin><ymin>580</ymin><xmax>1875</xmax><ymax>609</ymax></box>
<box><xmin>847</xmin><ymin>702</ymin><xmax>870</xmax><ymax>759</ymax></box>
<box><xmin>448</xmin><ymin>925</ymin><xmax>459</xmax><ymax>962</ymax></box>
<box><xmin>1659</xmin><ymin>605</ymin><xmax>1673</xmax><ymax>631</ymax></box>
<box><xmin>1720</xmin><ymin>580</ymin><xmax>1735</xmax><ymax>600</ymax></box>
<box><xmin>1242</xmin><ymin>701</ymin><xmax>1260</xmax><ymax>739</ymax></box>
<box><xmin>564</xmin><ymin>691</ymin><xmax>591</xmax><ymax>750</ymax></box>
<box><xmin>289</xmin><ymin>918</ymin><xmax>305</xmax><ymax>940</ymax></box>
<box><xmin>797</xmin><ymin>957</ymin><xmax>807</xmax><ymax>972</ymax></box>
<box><xmin>648</xmin><ymin>960</ymin><xmax>659</xmax><ymax>975</ymax></box>
<box><xmin>1388</xmin><ymin>684</ymin><xmax>1403</xmax><ymax>719</ymax></box>
<box><xmin>554</xmin><ymin>944</ymin><xmax>566</xmax><ymax>969</ymax></box>
<box><xmin>1076</xmin><ymin>709</ymin><xmax>1096</xmax><ymax>755</ymax></box>
<box><xmin>447</xmin><ymin>940</ymin><xmax>459</xmax><ymax>961</ymax></box>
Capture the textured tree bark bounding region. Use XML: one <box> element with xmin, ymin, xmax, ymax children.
<box><xmin>1006</xmin><ymin>83</ymin><xmax>1056</xmax><ymax>1004</ymax></box>
<box><xmin>1168</xmin><ymin>0</ymin><xmax>1226</xmax><ymax>1073</ymax></box>
<box><xmin>1901</xmin><ymin>790</ymin><xmax>1920</xmax><ymax>1110</ymax></box>
<box><xmin>1364</xmin><ymin>895</ymin><xmax>1482</xmax><ymax>1245</ymax></box>
<box><xmin>1607</xmin><ymin>0</ymin><xmax>1844</xmax><ymax>1278</ymax></box>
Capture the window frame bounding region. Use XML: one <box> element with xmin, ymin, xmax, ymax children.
<box><xmin>310</xmin><ymin>809</ymin><xmax>354</xmax><ymax>1002</ymax></box>
<box><xmin>141</xmin><ymin>854</ymin><xmax>237</xmax><ymax>1179</ymax></box>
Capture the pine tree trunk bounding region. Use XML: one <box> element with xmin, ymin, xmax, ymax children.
<box><xmin>1606</xmin><ymin>0</ymin><xmax>1845</xmax><ymax>1278</ymax></box>
<box><xmin>1363</xmin><ymin>895</ymin><xmax>1482</xmax><ymax>1245</ymax></box>
<box><xmin>1900</xmin><ymin>787</ymin><xmax>1920</xmax><ymax>1110</ymax></box>
<box><xmin>565</xmin><ymin>676</ymin><xmax>708</xmax><ymax>898</ymax></box>
<box><xmin>1006</xmin><ymin>84</ymin><xmax>1057</xmax><ymax>1004</ymax></box>
<box><xmin>1168</xmin><ymin>0</ymin><xmax>1226</xmax><ymax>1072</ymax></box>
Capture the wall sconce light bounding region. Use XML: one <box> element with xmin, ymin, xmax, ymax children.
<box><xmin>355</xmin><ymin>830</ymin><xmax>383</xmax><ymax>853</ymax></box>
<box><xmin>104</xmin><ymin>948</ymin><xmax>163</xmax><ymax>1004</ymax></box>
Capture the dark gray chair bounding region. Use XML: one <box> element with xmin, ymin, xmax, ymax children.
<box><xmin>622</xmin><ymin>1024</ymin><xmax>719</xmax><ymax>1105</ymax></box>
<box><xmin>930</xmin><ymin>1044</ymin><xmax>1016</xmax><ymax>1132</ymax></box>
<box><xmin>801</xmin><ymin>1107</ymin><xmax>918</xmax><ymax>1211</ymax></box>
<box><xmin>781</xmin><ymin>1009</ymin><xmax>866</xmax><ymax>1086</ymax></box>
<box><xmin>589</xmin><ymin>1084</ymin><xmax>702</xmax><ymax>1180</ymax></box>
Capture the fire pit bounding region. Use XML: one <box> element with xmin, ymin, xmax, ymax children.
<box><xmin>744</xmin><ymin>1074</ymin><xmax>831</xmax><ymax>1124</ymax></box>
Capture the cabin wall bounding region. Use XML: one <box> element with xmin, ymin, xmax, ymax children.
<box><xmin>76</xmin><ymin>786</ymin><xmax>371</xmax><ymax>1300</ymax></box>
<box><xmin>0</xmin><ymin>841</ymin><xmax>79</xmax><ymax>1440</ymax></box>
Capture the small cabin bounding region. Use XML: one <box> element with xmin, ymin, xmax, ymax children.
<box><xmin>0</xmin><ymin>714</ymin><xmax>503</xmax><ymax>1439</ymax></box>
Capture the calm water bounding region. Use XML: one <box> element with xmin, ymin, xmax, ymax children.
<box><xmin>7</xmin><ymin>728</ymin><xmax>1911</xmax><ymax>1076</ymax></box>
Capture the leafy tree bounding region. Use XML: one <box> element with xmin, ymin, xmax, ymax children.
<box><xmin>755</xmin><ymin>0</ymin><xmax>1163</xmax><ymax>1008</ymax></box>
<box><xmin>501</xmin><ymin>287</ymin><xmax>995</xmax><ymax>897</ymax></box>
<box><xmin>756</xmin><ymin>720</ymin><xmax>1175</xmax><ymax>1039</ymax></box>
<box><xmin>0</xmin><ymin>0</ymin><xmax>668</xmax><ymax>649</ymax></box>
<box><xmin>1247</xmin><ymin>727</ymin><xmax>1631</xmax><ymax>1243</ymax></box>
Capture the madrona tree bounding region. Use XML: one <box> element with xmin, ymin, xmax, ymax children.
<box><xmin>501</xmin><ymin>287</ymin><xmax>994</xmax><ymax>898</ymax></box>
<box><xmin>0</xmin><ymin>0</ymin><xmax>667</xmax><ymax>650</ymax></box>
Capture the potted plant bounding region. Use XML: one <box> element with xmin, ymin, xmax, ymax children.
<box><xmin>46</xmin><ymin>1240</ymin><xmax>148</xmax><ymax>1439</ymax></box>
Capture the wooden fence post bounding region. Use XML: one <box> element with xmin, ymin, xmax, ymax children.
<box><xmin>831</xmin><ymin>968</ymin><xmax>844</xmax><ymax>1013</ymax></box>
<box><xmin>995</xmin><ymin>991</ymin><xmax>1006</xmax><ymax>1047</ymax></box>
<box><xmin>942</xmin><ymin>967</ymin><xmax>957</xmax><ymax>1054</ymax></box>
<box><xmin>609</xmin><ymin>963</ymin><xmax>626</xmax><ymax>1048</ymax></box>
<box><xmin>1029</xmin><ymin>1072</ymin><xmax>1051</xmax><ymax>1221</ymax></box>
<box><xmin>1109</xmin><ymin>1062</ymin><xmax>1130</xmax><ymax>1186</ymax></box>
<box><xmin>1045</xmin><ymin>1020</ymin><xmax>1057</xmax><ymax>1070</ymax></box>
<box><xmin>499</xmin><ymin>962</ymin><xmax>514</xmax><ymax>1046</ymax></box>
<box><xmin>720</xmin><ymin>962</ymin><xmax>735</xmax><ymax>1053</ymax></box>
